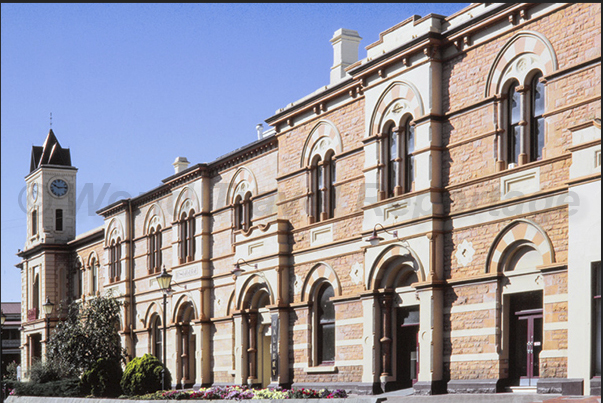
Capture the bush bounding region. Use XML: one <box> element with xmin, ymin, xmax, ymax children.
<box><xmin>3</xmin><ymin>361</ymin><xmax>19</xmax><ymax>381</ymax></box>
<box><xmin>28</xmin><ymin>360</ymin><xmax>62</xmax><ymax>384</ymax></box>
<box><xmin>80</xmin><ymin>357</ymin><xmax>123</xmax><ymax>397</ymax></box>
<box><xmin>10</xmin><ymin>378</ymin><xmax>82</xmax><ymax>397</ymax></box>
<box><xmin>121</xmin><ymin>353</ymin><xmax>171</xmax><ymax>396</ymax></box>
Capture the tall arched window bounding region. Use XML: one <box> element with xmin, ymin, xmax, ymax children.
<box><xmin>91</xmin><ymin>257</ymin><xmax>98</xmax><ymax>295</ymax></box>
<box><xmin>179</xmin><ymin>212</ymin><xmax>195</xmax><ymax>264</ymax></box>
<box><xmin>234</xmin><ymin>193</ymin><xmax>252</xmax><ymax>231</ymax></box>
<box><xmin>316</xmin><ymin>283</ymin><xmax>335</xmax><ymax>365</ymax></box>
<box><xmin>152</xmin><ymin>315</ymin><xmax>162</xmax><ymax>359</ymax></box>
<box><xmin>507</xmin><ymin>80</ymin><xmax>521</xmax><ymax>166</ymax></box>
<box><xmin>76</xmin><ymin>266</ymin><xmax>83</xmax><ymax>298</ymax></box>
<box><xmin>110</xmin><ymin>239</ymin><xmax>121</xmax><ymax>282</ymax></box>
<box><xmin>310</xmin><ymin>153</ymin><xmax>336</xmax><ymax>222</ymax></box>
<box><xmin>148</xmin><ymin>226</ymin><xmax>162</xmax><ymax>274</ymax></box>
<box><xmin>404</xmin><ymin>119</ymin><xmax>415</xmax><ymax>193</ymax></box>
<box><xmin>529</xmin><ymin>73</ymin><xmax>545</xmax><ymax>162</ymax></box>
<box><xmin>382</xmin><ymin>117</ymin><xmax>415</xmax><ymax>198</ymax></box>
<box><xmin>502</xmin><ymin>71</ymin><xmax>546</xmax><ymax>168</ymax></box>
<box><xmin>387</xmin><ymin>125</ymin><xmax>398</xmax><ymax>198</ymax></box>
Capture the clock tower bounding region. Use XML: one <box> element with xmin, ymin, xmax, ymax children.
<box><xmin>24</xmin><ymin>129</ymin><xmax>77</xmax><ymax>249</ymax></box>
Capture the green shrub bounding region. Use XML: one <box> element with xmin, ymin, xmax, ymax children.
<box><xmin>120</xmin><ymin>353</ymin><xmax>171</xmax><ymax>396</ymax></box>
<box><xmin>3</xmin><ymin>361</ymin><xmax>19</xmax><ymax>381</ymax></box>
<box><xmin>80</xmin><ymin>357</ymin><xmax>123</xmax><ymax>397</ymax></box>
<box><xmin>10</xmin><ymin>378</ymin><xmax>82</xmax><ymax>397</ymax></box>
<box><xmin>28</xmin><ymin>360</ymin><xmax>61</xmax><ymax>384</ymax></box>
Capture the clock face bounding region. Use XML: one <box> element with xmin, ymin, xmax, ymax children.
<box><xmin>31</xmin><ymin>183</ymin><xmax>38</xmax><ymax>201</ymax></box>
<box><xmin>50</xmin><ymin>179</ymin><xmax>69</xmax><ymax>197</ymax></box>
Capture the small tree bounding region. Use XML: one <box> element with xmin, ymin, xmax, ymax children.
<box><xmin>45</xmin><ymin>294</ymin><xmax>126</xmax><ymax>377</ymax></box>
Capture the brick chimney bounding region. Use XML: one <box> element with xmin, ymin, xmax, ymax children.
<box><xmin>330</xmin><ymin>28</ymin><xmax>362</xmax><ymax>85</ymax></box>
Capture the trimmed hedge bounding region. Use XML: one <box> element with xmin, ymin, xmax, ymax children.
<box><xmin>121</xmin><ymin>353</ymin><xmax>172</xmax><ymax>396</ymax></box>
<box><xmin>8</xmin><ymin>378</ymin><xmax>82</xmax><ymax>397</ymax></box>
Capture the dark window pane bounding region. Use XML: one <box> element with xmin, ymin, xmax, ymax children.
<box><xmin>511</xmin><ymin>88</ymin><xmax>521</xmax><ymax>124</ymax></box>
<box><xmin>390</xmin><ymin>129</ymin><xmax>398</xmax><ymax>160</ymax></box>
<box><xmin>319</xmin><ymin>285</ymin><xmax>335</xmax><ymax>321</ymax></box>
<box><xmin>533</xmin><ymin>75</ymin><xmax>545</xmax><ymax>117</ymax></box>
<box><xmin>320</xmin><ymin>323</ymin><xmax>335</xmax><ymax>363</ymax></box>
<box><xmin>56</xmin><ymin>209</ymin><xmax>63</xmax><ymax>231</ymax></box>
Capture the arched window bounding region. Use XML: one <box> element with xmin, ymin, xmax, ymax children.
<box><xmin>110</xmin><ymin>238</ymin><xmax>121</xmax><ymax>282</ymax></box>
<box><xmin>234</xmin><ymin>193</ymin><xmax>252</xmax><ymax>231</ymax></box>
<box><xmin>529</xmin><ymin>73</ymin><xmax>545</xmax><ymax>162</ymax></box>
<box><xmin>152</xmin><ymin>315</ymin><xmax>162</xmax><ymax>359</ymax></box>
<box><xmin>76</xmin><ymin>266</ymin><xmax>83</xmax><ymax>298</ymax></box>
<box><xmin>404</xmin><ymin>119</ymin><xmax>415</xmax><ymax>193</ymax></box>
<box><xmin>316</xmin><ymin>283</ymin><xmax>335</xmax><ymax>365</ymax></box>
<box><xmin>382</xmin><ymin>117</ymin><xmax>415</xmax><ymax>198</ymax></box>
<box><xmin>502</xmin><ymin>71</ymin><xmax>546</xmax><ymax>168</ymax></box>
<box><xmin>179</xmin><ymin>212</ymin><xmax>195</xmax><ymax>264</ymax></box>
<box><xmin>148</xmin><ymin>226</ymin><xmax>162</xmax><ymax>274</ymax></box>
<box><xmin>507</xmin><ymin>80</ymin><xmax>521</xmax><ymax>166</ymax></box>
<box><xmin>310</xmin><ymin>153</ymin><xmax>336</xmax><ymax>222</ymax></box>
<box><xmin>32</xmin><ymin>273</ymin><xmax>40</xmax><ymax>319</ymax></box>
<box><xmin>91</xmin><ymin>257</ymin><xmax>98</xmax><ymax>295</ymax></box>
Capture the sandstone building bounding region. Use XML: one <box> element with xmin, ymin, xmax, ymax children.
<box><xmin>17</xmin><ymin>3</ymin><xmax>601</xmax><ymax>396</ymax></box>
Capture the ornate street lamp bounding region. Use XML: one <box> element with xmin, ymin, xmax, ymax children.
<box><xmin>42</xmin><ymin>297</ymin><xmax>54</xmax><ymax>343</ymax></box>
<box><xmin>156</xmin><ymin>266</ymin><xmax>172</xmax><ymax>391</ymax></box>
<box><xmin>1</xmin><ymin>310</ymin><xmax>6</xmax><ymax>326</ymax></box>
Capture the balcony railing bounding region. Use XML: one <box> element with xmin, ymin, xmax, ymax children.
<box><xmin>27</xmin><ymin>307</ymin><xmax>38</xmax><ymax>321</ymax></box>
<box><xmin>1</xmin><ymin>339</ymin><xmax>20</xmax><ymax>348</ymax></box>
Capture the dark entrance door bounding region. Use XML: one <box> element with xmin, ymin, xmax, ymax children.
<box><xmin>396</xmin><ymin>307</ymin><xmax>420</xmax><ymax>389</ymax></box>
<box><xmin>509</xmin><ymin>292</ymin><xmax>543</xmax><ymax>387</ymax></box>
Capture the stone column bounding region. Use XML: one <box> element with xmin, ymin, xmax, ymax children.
<box><xmin>379</xmin><ymin>292</ymin><xmax>394</xmax><ymax>391</ymax></box>
<box><xmin>247</xmin><ymin>312</ymin><xmax>258</xmax><ymax>384</ymax></box>
<box><xmin>517</xmin><ymin>85</ymin><xmax>529</xmax><ymax>165</ymax></box>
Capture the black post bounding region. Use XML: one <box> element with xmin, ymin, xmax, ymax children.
<box><xmin>162</xmin><ymin>292</ymin><xmax>167</xmax><ymax>391</ymax></box>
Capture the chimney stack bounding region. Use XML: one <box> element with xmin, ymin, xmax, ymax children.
<box><xmin>330</xmin><ymin>28</ymin><xmax>362</xmax><ymax>85</ymax></box>
<box><xmin>173</xmin><ymin>157</ymin><xmax>190</xmax><ymax>174</ymax></box>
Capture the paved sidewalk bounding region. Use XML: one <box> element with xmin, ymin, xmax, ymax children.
<box><xmin>350</xmin><ymin>389</ymin><xmax>601</xmax><ymax>403</ymax></box>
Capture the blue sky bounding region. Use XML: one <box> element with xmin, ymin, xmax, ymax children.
<box><xmin>1</xmin><ymin>3</ymin><xmax>469</xmax><ymax>302</ymax></box>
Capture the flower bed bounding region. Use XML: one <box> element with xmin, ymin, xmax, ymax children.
<box><xmin>136</xmin><ymin>386</ymin><xmax>347</xmax><ymax>400</ymax></box>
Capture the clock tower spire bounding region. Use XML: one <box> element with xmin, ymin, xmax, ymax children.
<box><xmin>25</xmin><ymin>129</ymin><xmax>77</xmax><ymax>250</ymax></box>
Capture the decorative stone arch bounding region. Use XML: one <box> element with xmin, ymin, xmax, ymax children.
<box><xmin>227</xmin><ymin>167</ymin><xmax>258</xmax><ymax>205</ymax></box>
<box><xmin>173</xmin><ymin>186</ymin><xmax>200</xmax><ymax>220</ymax></box>
<box><xmin>143</xmin><ymin>301</ymin><xmax>164</xmax><ymax>328</ymax></box>
<box><xmin>300</xmin><ymin>120</ymin><xmax>343</xmax><ymax>168</ymax></box>
<box><xmin>86</xmin><ymin>251</ymin><xmax>100</xmax><ymax>268</ymax></box>
<box><xmin>485</xmin><ymin>219</ymin><xmax>555</xmax><ymax>274</ymax></box>
<box><xmin>105</xmin><ymin>217</ymin><xmax>125</xmax><ymax>247</ymax></box>
<box><xmin>485</xmin><ymin>31</ymin><xmax>557</xmax><ymax>97</ymax></box>
<box><xmin>74</xmin><ymin>254</ymin><xmax>84</xmax><ymax>269</ymax></box>
<box><xmin>226</xmin><ymin>290</ymin><xmax>236</xmax><ymax>317</ymax></box>
<box><xmin>143</xmin><ymin>203</ymin><xmax>167</xmax><ymax>234</ymax></box>
<box><xmin>369</xmin><ymin>81</ymin><xmax>425</xmax><ymax>138</ymax></box>
<box><xmin>300</xmin><ymin>263</ymin><xmax>342</xmax><ymax>303</ymax></box>
<box><xmin>236</xmin><ymin>274</ymin><xmax>275</xmax><ymax>310</ymax></box>
<box><xmin>171</xmin><ymin>293</ymin><xmax>199</xmax><ymax>324</ymax></box>
<box><xmin>367</xmin><ymin>243</ymin><xmax>425</xmax><ymax>291</ymax></box>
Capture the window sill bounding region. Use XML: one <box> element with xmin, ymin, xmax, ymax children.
<box><xmin>305</xmin><ymin>365</ymin><xmax>337</xmax><ymax>374</ymax></box>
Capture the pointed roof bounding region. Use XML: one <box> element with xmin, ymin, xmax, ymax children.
<box><xmin>30</xmin><ymin>129</ymin><xmax>72</xmax><ymax>173</ymax></box>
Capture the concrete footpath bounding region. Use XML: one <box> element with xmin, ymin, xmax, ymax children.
<box><xmin>5</xmin><ymin>393</ymin><xmax>601</xmax><ymax>403</ymax></box>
